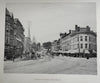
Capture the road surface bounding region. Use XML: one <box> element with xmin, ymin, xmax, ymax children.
<box><xmin>4</xmin><ymin>56</ymin><xmax>97</xmax><ymax>75</ymax></box>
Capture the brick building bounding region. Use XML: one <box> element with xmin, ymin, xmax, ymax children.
<box><xmin>5</xmin><ymin>8</ymin><xmax>25</xmax><ymax>59</ymax></box>
<box><xmin>13</xmin><ymin>18</ymin><xmax>25</xmax><ymax>57</ymax></box>
<box><xmin>60</xmin><ymin>25</ymin><xmax>97</xmax><ymax>56</ymax></box>
<box><xmin>5</xmin><ymin>8</ymin><xmax>15</xmax><ymax>59</ymax></box>
<box><xmin>51</xmin><ymin>39</ymin><xmax>60</xmax><ymax>52</ymax></box>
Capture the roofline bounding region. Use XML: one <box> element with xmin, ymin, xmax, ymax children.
<box><xmin>61</xmin><ymin>31</ymin><xmax>96</xmax><ymax>39</ymax></box>
<box><xmin>70</xmin><ymin>31</ymin><xmax>96</xmax><ymax>37</ymax></box>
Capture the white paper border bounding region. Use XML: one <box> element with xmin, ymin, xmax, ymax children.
<box><xmin>0</xmin><ymin>0</ymin><xmax>100</xmax><ymax>83</ymax></box>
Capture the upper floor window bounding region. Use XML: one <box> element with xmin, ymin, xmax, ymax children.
<box><xmin>77</xmin><ymin>44</ymin><xmax>79</xmax><ymax>48</ymax></box>
<box><xmin>89</xmin><ymin>36</ymin><xmax>91</xmax><ymax>41</ymax></box>
<box><xmin>81</xmin><ymin>44</ymin><xmax>83</xmax><ymax>48</ymax></box>
<box><xmin>89</xmin><ymin>44</ymin><xmax>91</xmax><ymax>49</ymax></box>
<box><xmin>77</xmin><ymin>37</ymin><xmax>79</xmax><ymax>41</ymax></box>
<box><xmin>85</xmin><ymin>43</ymin><xmax>88</xmax><ymax>48</ymax></box>
<box><xmin>85</xmin><ymin>36</ymin><xmax>87</xmax><ymax>41</ymax></box>
<box><xmin>80</xmin><ymin>36</ymin><xmax>83</xmax><ymax>41</ymax></box>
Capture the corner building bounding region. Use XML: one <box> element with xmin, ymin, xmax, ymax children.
<box><xmin>60</xmin><ymin>25</ymin><xmax>97</xmax><ymax>56</ymax></box>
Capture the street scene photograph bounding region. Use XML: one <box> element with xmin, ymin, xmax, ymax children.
<box><xmin>4</xmin><ymin>2</ymin><xmax>97</xmax><ymax>75</ymax></box>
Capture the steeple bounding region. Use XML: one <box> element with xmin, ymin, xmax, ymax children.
<box><xmin>27</xmin><ymin>21</ymin><xmax>32</xmax><ymax>44</ymax></box>
<box><xmin>32</xmin><ymin>36</ymin><xmax>36</xmax><ymax>43</ymax></box>
<box><xmin>28</xmin><ymin>22</ymin><xmax>31</xmax><ymax>38</ymax></box>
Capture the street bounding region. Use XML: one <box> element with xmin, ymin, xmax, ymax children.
<box><xmin>4</xmin><ymin>56</ymin><xmax>97</xmax><ymax>75</ymax></box>
<box><xmin>4</xmin><ymin>4</ymin><xmax>97</xmax><ymax>76</ymax></box>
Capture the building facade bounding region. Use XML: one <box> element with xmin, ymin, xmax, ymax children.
<box><xmin>60</xmin><ymin>25</ymin><xmax>97</xmax><ymax>55</ymax></box>
<box><xmin>5</xmin><ymin>8</ymin><xmax>25</xmax><ymax>59</ymax></box>
<box><xmin>14</xmin><ymin>18</ymin><xmax>25</xmax><ymax>57</ymax></box>
<box><xmin>5</xmin><ymin>8</ymin><xmax>15</xmax><ymax>59</ymax></box>
<box><xmin>51</xmin><ymin>39</ymin><xmax>60</xmax><ymax>52</ymax></box>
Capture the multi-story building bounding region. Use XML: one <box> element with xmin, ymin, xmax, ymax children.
<box><xmin>60</xmin><ymin>25</ymin><xmax>97</xmax><ymax>56</ymax></box>
<box><xmin>14</xmin><ymin>18</ymin><xmax>25</xmax><ymax>57</ymax></box>
<box><xmin>5</xmin><ymin>8</ymin><xmax>15</xmax><ymax>59</ymax></box>
<box><xmin>52</xmin><ymin>40</ymin><xmax>57</xmax><ymax>51</ymax></box>
<box><xmin>51</xmin><ymin>39</ymin><xmax>60</xmax><ymax>52</ymax></box>
<box><xmin>5</xmin><ymin>8</ymin><xmax>25</xmax><ymax>59</ymax></box>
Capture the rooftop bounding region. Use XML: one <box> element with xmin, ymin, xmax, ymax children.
<box><xmin>60</xmin><ymin>25</ymin><xmax>96</xmax><ymax>39</ymax></box>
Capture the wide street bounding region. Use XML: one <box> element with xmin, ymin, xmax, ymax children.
<box><xmin>4</xmin><ymin>56</ymin><xmax>97</xmax><ymax>75</ymax></box>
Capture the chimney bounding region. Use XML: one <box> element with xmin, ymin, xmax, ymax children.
<box><xmin>86</xmin><ymin>26</ymin><xmax>90</xmax><ymax>31</ymax></box>
<box><xmin>75</xmin><ymin>25</ymin><xmax>80</xmax><ymax>31</ymax></box>
<box><xmin>75</xmin><ymin>25</ymin><xmax>78</xmax><ymax>28</ymax></box>
<box><xmin>69</xmin><ymin>30</ymin><xmax>71</xmax><ymax>33</ymax></box>
<box><xmin>60</xmin><ymin>33</ymin><xmax>65</xmax><ymax>38</ymax></box>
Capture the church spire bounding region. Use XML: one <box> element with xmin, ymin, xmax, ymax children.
<box><xmin>27</xmin><ymin>21</ymin><xmax>32</xmax><ymax>45</ymax></box>
<box><xmin>27</xmin><ymin>21</ymin><xmax>31</xmax><ymax>39</ymax></box>
<box><xmin>32</xmin><ymin>36</ymin><xmax>36</xmax><ymax>43</ymax></box>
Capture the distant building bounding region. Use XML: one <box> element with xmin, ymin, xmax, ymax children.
<box><xmin>14</xmin><ymin>18</ymin><xmax>25</xmax><ymax>56</ymax></box>
<box><xmin>60</xmin><ymin>25</ymin><xmax>97</xmax><ymax>54</ymax></box>
<box><xmin>5</xmin><ymin>8</ymin><xmax>25</xmax><ymax>59</ymax></box>
<box><xmin>24</xmin><ymin>26</ymin><xmax>31</xmax><ymax>53</ymax></box>
<box><xmin>51</xmin><ymin>39</ymin><xmax>60</xmax><ymax>52</ymax></box>
<box><xmin>51</xmin><ymin>40</ymin><xmax>57</xmax><ymax>51</ymax></box>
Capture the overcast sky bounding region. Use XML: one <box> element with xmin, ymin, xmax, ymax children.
<box><xmin>6</xmin><ymin>2</ymin><xmax>96</xmax><ymax>44</ymax></box>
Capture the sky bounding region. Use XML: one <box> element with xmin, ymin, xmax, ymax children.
<box><xmin>6</xmin><ymin>2</ymin><xmax>96</xmax><ymax>44</ymax></box>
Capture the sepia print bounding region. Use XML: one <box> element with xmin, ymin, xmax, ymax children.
<box><xmin>4</xmin><ymin>2</ymin><xmax>97</xmax><ymax>75</ymax></box>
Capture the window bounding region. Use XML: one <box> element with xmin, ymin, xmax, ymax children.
<box><xmin>85</xmin><ymin>43</ymin><xmax>88</xmax><ymax>48</ymax></box>
<box><xmin>89</xmin><ymin>44</ymin><xmax>91</xmax><ymax>49</ymax></box>
<box><xmin>85</xmin><ymin>36</ymin><xmax>87</xmax><ymax>41</ymax></box>
<box><xmin>89</xmin><ymin>36</ymin><xmax>91</xmax><ymax>41</ymax></box>
<box><xmin>77</xmin><ymin>37</ymin><xmax>79</xmax><ymax>41</ymax></box>
<box><xmin>77</xmin><ymin>44</ymin><xmax>79</xmax><ymax>48</ymax></box>
<box><xmin>81</xmin><ymin>44</ymin><xmax>83</xmax><ymax>48</ymax></box>
<box><xmin>80</xmin><ymin>36</ymin><xmax>83</xmax><ymax>41</ymax></box>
